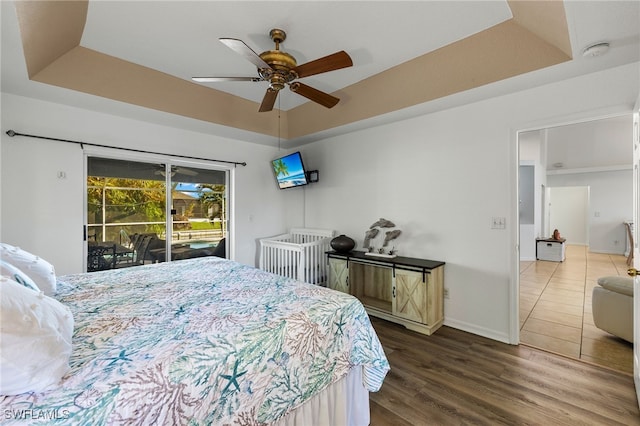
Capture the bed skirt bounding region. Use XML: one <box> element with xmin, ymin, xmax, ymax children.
<box><xmin>274</xmin><ymin>366</ymin><xmax>370</xmax><ymax>426</ymax></box>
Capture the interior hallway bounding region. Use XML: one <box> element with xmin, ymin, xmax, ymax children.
<box><xmin>520</xmin><ymin>244</ymin><xmax>633</xmax><ymax>374</ymax></box>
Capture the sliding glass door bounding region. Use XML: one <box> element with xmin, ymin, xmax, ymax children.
<box><xmin>164</xmin><ymin>164</ymin><xmax>227</xmax><ymax>263</ymax></box>
<box><xmin>86</xmin><ymin>157</ymin><xmax>228</xmax><ymax>272</ymax></box>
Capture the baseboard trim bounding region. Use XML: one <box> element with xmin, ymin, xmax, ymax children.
<box><xmin>589</xmin><ymin>249</ymin><xmax>626</xmax><ymax>256</ymax></box>
<box><xmin>443</xmin><ymin>318</ymin><xmax>510</xmax><ymax>344</ymax></box>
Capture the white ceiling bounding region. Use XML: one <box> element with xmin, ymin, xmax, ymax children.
<box><xmin>521</xmin><ymin>115</ymin><xmax>634</xmax><ymax>172</ymax></box>
<box><xmin>81</xmin><ymin>1</ymin><xmax>512</xmax><ymax>110</ymax></box>
<box><xmin>2</xmin><ymin>1</ymin><xmax>639</xmax><ymax>146</ymax></box>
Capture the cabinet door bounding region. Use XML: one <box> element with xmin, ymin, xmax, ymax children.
<box><xmin>393</xmin><ymin>269</ymin><xmax>427</xmax><ymax>324</ymax></box>
<box><xmin>328</xmin><ymin>258</ymin><xmax>349</xmax><ymax>293</ymax></box>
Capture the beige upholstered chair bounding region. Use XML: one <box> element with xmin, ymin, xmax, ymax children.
<box><xmin>592</xmin><ymin>276</ymin><xmax>634</xmax><ymax>343</ymax></box>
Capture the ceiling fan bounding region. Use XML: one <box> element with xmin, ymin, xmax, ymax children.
<box><xmin>192</xmin><ymin>29</ymin><xmax>353</xmax><ymax>112</ymax></box>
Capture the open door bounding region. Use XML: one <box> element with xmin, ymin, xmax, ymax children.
<box><xmin>631</xmin><ymin>96</ymin><xmax>640</xmax><ymax>407</ymax></box>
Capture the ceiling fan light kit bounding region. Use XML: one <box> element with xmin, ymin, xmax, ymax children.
<box><xmin>192</xmin><ymin>28</ymin><xmax>353</xmax><ymax>112</ymax></box>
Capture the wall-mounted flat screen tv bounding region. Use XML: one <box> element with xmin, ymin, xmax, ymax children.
<box><xmin>272</xmin><ymin>151</ymin><xmax>309</xmax><ymax>189</ymax></box>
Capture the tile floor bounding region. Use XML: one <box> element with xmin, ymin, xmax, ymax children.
<box><xmin>520</xmin><ymin>244</ymin><xmax>633</xmax><ymax>374</ymax></box>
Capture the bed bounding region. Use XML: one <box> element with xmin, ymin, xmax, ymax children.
<box><xmin>259</xmin><ymin>228</ymin><xmax>335</xmax><ymax>286</ymax></box>
<box><xmin>0</xmin><ymin>256</ymin><xmax>389</xmax><ymax>425</ymax></box>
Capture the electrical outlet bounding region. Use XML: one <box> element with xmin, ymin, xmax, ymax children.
<box><xmin>444</xmin><ymin>288</ymin><xmax>449</xmax><ymax>299</ymax></box>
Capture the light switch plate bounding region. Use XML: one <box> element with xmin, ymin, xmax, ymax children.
<box><xmin>491</xmin><ymin>217</ymin><xmax>506</xmax><ymax>229</ymax></box>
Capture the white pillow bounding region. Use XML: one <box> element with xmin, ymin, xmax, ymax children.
<box><xmin>0</xmin><ymin>259</ymin><xmax>40</xmax><ymax>292</ymax></box>
<box><xmin>0</xmin><ymin>278</ymin><xmax>74</xmax><ymax>395</ymax></box>
<box><xmin>0</xmin><ymin>243</ymin><xmax>56</xmax><ymax>295</ymax></box>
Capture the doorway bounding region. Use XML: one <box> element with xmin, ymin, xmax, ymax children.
<box><xmin>86</xmin><ymin>156</ymin><xmax>229</xmax><ymax>271</ymax></box>
<box><xmin>517</xmin><ymin>114</ymin><xmax>634</xmax><ymax>374</ymax></box>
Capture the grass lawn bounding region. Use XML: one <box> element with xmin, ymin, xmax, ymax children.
<box><xmin>190</xmin><ymin>220</ymin><xmax>222</xmax><ymax>230</ymax></box>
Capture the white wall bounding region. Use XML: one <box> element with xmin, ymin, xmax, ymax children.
<box><xmin>548</xmin><ymin>186</ymin><xmax>590</xmax><ymax>245</ymax></box>
<box><xmin>300</xmin><ymin>62</ymin><xmax>639</xmax><ymax>343</ymax></box>
<box><xmin>0</xmin><ymin>93</ymin><xmax>289</xmax><ymax>274</ymax></box>
<box><xmin>548</xmin><ymin>170</ymin><xmax>632</xmax><ymax>254</ymax></box>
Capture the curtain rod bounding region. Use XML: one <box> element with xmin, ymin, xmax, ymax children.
<box><xmin>5</xmin><ymin>130</ymin><xmax>247</xmax><ymax>167</ymax></box>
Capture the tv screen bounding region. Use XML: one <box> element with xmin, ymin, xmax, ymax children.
<box><xmin>272</xmin><ymin>151</ymin><xmax>309</xmax><ymax>189</ymax></box>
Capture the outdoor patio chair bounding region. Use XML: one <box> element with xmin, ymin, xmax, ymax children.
<box><xmin>132</xmin><ymin>233</ymin><xmax>157</xmax><ymax>265</ymax></box>
<box><xmin>87</xmin><ymin>244</ymin><xmax>116</xmax><ymax>272</ymax></box>
<box><xmin>212</xmin><ymin>238</ymin><xmax>226</xmax><ymax>258</ymax></box>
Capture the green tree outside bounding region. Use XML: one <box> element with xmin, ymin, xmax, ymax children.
<box><xmin>272</xmin><ymin>159</ymin><xmax>289</xmax><ymax>178</ymax></box>
<box><xmin>87</xmin><ymin>177</ymin><xmax>166</xmax><ymax>240</ymax></box>
<box><xmin>87</xmin><ymin>178</ymin><xmax>227</xmax><ymax>241</ymax></box>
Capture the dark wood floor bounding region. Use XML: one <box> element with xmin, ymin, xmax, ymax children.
<box><xmin>369</xmin><ymin>317</ymin><xmax>640</xmax><ymax>425</ymax></box>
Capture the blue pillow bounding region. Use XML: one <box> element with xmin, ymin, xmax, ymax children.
<box><xmin>0</xmin><ymin>259</ymin><xmax>39</xmax><ymax>292</ymax></box>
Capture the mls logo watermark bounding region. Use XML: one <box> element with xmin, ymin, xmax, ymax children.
<box><xmin>4</xmin><ymin>409</ymin><xmax>70</xmax><ymax>420</ymax></box>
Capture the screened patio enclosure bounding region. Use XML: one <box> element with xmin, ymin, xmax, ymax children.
<box><xmin>86</xmin><ymin>157</ymin><xmax>228</xmax><ymax>271</ymax></box>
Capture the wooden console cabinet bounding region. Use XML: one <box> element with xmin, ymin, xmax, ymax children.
<box><xmin>327</xmin><ymin>251</ymin><xmax>445</xmax><ymax>335</ymax></box>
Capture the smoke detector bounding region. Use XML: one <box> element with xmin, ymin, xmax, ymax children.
<box><xmin>582</xmin><ymin>42</ymin><xmax>610</xmax><ymax>57</ymax></box>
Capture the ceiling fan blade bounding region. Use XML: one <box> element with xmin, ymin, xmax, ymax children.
<box><xmin>175</xmin><ymin>167</ymin><xmax>199</xmax><ymax>176</ymax></box>
<box><xmin>219</xmin><ymin>38</ymin><xmax>271</xmax><ymax>70</ymax></box>
<box><xmin>259</xmin><ymin>88</ymin><xmax>278</xmax><ymax>112</ymax></box>
<box><xmin>293</xmin><ymin>51</ymin><xmax>353</xmax><ymax>79</ymax></box>
<box><xmin>289</xmin><ymin>82</ymin><xmax>339</xmax><ymax>109</ymax></box>
<box><xmin>192</xmin><ymin>76</ymin><xmax>261</xmax><ymax>83</ymax></box>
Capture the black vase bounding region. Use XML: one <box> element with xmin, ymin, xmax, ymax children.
<box><xmin>331</xmin><ymin>234</ymin><xmax>355</xmax><ymax>253</ymax></box>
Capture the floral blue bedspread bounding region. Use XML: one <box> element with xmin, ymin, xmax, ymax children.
<box><xmin>1</xmin><ymin>257</ymin><xmax>389</xmax><ymax>425</ymax></box>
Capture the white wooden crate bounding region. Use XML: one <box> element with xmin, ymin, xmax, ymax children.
<box><xmin>536</xmin><ymin>239</ymin><xmax>565</xmax><ymax>262</ymax></box>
